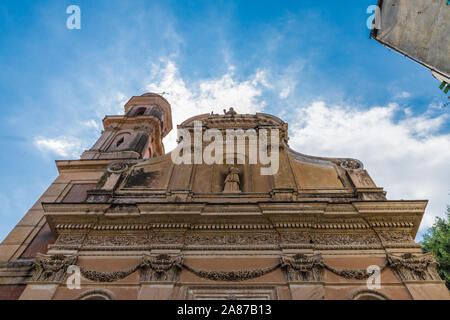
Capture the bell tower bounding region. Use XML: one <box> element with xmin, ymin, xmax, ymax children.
<box><xmin>81</xmin><ymin>93</ymin><xmax>172</xmax><ymax>160</ymax></box>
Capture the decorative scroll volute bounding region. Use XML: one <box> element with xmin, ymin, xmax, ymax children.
<box><xmin>30</xmin><ymin>254</ymin><xmax>77</xmax><ymax>283</ymax></box>
<box><xmin>387</xmin><ymin>253</ymin><xmax>441</xmax><ymax>281</ymax></box>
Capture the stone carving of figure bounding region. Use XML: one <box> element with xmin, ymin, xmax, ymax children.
<box><xmin>223</xmin><ymin>167</ymin><xmax>241</xmax><ymax>193</ymax></box>
<box><xmin>223</xmin><ymin>107</ymin><xmax>237</xmax><ymax>116</ymax></box>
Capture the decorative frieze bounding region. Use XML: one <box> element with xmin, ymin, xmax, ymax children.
<box><xmin>184</xmin><ymin>233</ymin><xmax>279</xmax><ymax>246</ymax></box>
<box><xmin>54</xmin><ymin>234</ymin><xmax>86</xmax><ymax>246</ymax></box>
<box><xmin>50</xmin><ymin>230</ymin><xmax>422</xmax><ymax>250</ymax></box>
<box><xmin>311</xmin><ymin>233</ymin><xmax>379</xmax><ymax>246</ymax></box>
<box><xmin>82</xmin><ymin>233</ymin><xmax>184</xmax><ymax>247</ymax></box>
<box><xmin>279</xmin><ymin>232</ymin><xmax>310</xmax><ymax>244</ymax></box>
<box><xmin>378</xmin><ymin>231</ymin><xmax>413</xmax><ymax>243</ymax></box>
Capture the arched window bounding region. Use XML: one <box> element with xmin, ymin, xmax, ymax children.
<box><xmin>348</xmin><ymin>289</ymin><xmax>390</xmax><ymax>300</ymax></box>
<box><xmin>116</xmin><ymin>136</ymin><xmax>125</xmax><ymax>147</ymax></box>
<box><xmin>76</xmin><ymin>289</ymin><xmax>115</xmax><ymax>300</ymax></box>
<box><xmin>148</xmin><ymin>106</ymin><xmax>163</xmax><ymax>121</ymax></box>
<box><xmin>135</xmin><ymin>107</ymin><xmax>147</xmax><ymax>116</ymax></box>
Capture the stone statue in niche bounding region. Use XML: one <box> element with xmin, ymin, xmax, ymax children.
<box><xmin>223</xmin><ymin>166</ymin><xmax>241</xmax><ymax>193</ymax></box>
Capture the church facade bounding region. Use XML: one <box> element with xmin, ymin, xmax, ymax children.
<box><xmin>0</xmin><ymin>93</ymin><xmax>448</xmax><ymax>300</ymax></box>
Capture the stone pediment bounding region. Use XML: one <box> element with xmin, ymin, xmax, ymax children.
<box><xmin>86</xmin><ymin>144</ymin><xmax>384</xmax><ymax>204</ymax></box>
<box><xmin>79</xmin><ymin>109</ymin><xmax>387</xmax><ymax>203</ymax></box>
<box><xmin>180</xmin><ymin>112</ymin><xmax>287</xmax><ymax>131</ymax></box>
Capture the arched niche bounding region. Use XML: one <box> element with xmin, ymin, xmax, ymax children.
<box><xmin>348</xmin><ymin>289</ymin><xmax>391</xmax><ymax>300</ymax></box>
<box><xmin>76</xmin><ymin>289</ymin><xmax>116</xmax><ymax>300</ymax></box>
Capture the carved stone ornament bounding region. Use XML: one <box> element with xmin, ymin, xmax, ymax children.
<box><xmin>387</xmin><ymin>253</ymin><xmax>441</xmax><ymax>281</ymax></box>
<box><xmin>280</xmin><ymin>232</ymin><xmax>310</xmax><ymax>244</ymax></box>
<box><xmin>107</xmin><ymin>161</ymin><xmax>129</xmax><ymax>174</ymax></box>
<box><xmin>30</xmin><ymin>254</ymin><xmax>77</xmax><ymax>283</ymax></box>
<box><xmin>311</xmin><ymin>233</ymin><xmax>379</xmax><ymax>246</ymax></box>
<box><xmin>322</xmin><ymin>263</ymin><xmax>386</xmax><ymax>280</ymax></box>
<box><xmin>340</xmin><ymin>159</ymin><xmax>363</xmax><ymax>170</ymax></box>
<box><xmin>27</xmin><ymin>252</ymin><xmax>422</xmax><ymax>284</ymax></box>
<box><xmin>281</xmin><ymin>254</ymin><xmax>323</xmax><ymax>282</ymax></box>
<box><xmin>80</xmin><ymin>264</ymin><xmax>141</xmax><ymax>283</ymax></box>
<box><xmin>182</xmin><ymin>262</ymin><xmax>280</xmax><ymax>282</ymax></box>
<box><xmin>140</xmin><ymin>254</ymin><xmax>183</xmax><ymax>282</ymax></box>
<box><xmin>223</xmin><ymin>107</ymin><xmax>237</xmax><ymax>116</ymax></box>
<box><xmin>55</xmin><ymin>234</ymin><xmax>86</xmax><ymax>246</ymax></box>
<box><xmin>379</xmin><ymin>231</ymin><xmax>413</xmax><ymax>243</ymax></box>
<box><xmin>184</xmin><ymin>233</ymin><xmax>279</xmax><ymax>246</ymax></box>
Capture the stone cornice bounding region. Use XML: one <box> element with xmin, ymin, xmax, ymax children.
<box><xmin>56</xmin><ymin>159</ymin><xmax>118</xmax><ymax>173</ymax></box>
<box><xmin>102</xmin><ymin>115</ymin><xmax>161</xmax><ymax>131</ymax></box>
<box><xmin>42</xmin><ymin>200</ymin><xmax>425</xmax><ymax>238</ymax></box>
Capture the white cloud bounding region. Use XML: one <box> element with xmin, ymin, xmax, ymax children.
<box><xmin>81</xmin><ymin>120</ymin><xmax>100</xmax><ymax>130</ymax></box>
<box><xmin>289</xmin><ymin>101</ymin><xmax>450</xmax><ymax>237</ymax></box>
<box><xmin>279</xmin><ymin>86</ymin><xmax>292</xmax><ymax>99</ymax></box>
<box><xmin>146</xmin><ymin>61</ymin><xmax>269</xmax><ymax>151</ymax></box>
<box><xmin>31</xmin><ymin>59</ymin><xmax>448</xmax><ymax>240</ymax></box>
<box><xmin>396</xmin><ymin>91</ymin><xmax>411</xmax><ymax>99</ymax></box>
<box><xmin>34</xmin><ymin>136</ymin><xmax>84</xmax><ymax>158</ymax></box>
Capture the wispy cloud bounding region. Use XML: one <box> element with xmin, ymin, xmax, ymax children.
<box><xmin>81</xmin><ymin>120</ymin><xmax>101</xmax><ymax>130</ymax></box>
<box><xmin>30</xmin><ymin>58</ymin><xmax>450</xmax><ymax>240</ymax></box>
<box><xmin>146</xmin><ymin>61</ymin><xmax>270</xmax><ymax>151</ymax></box>
<box><xmin>289</xmin><ymin>101</ymin><xmax>450</xmax><ymax>237</ymax></box>
<box><xmin>395</xmin><ymin>91</ymin><xmax>412</xmax><ymax>99</ymax></box>
<box><xmin>34</xmin><ymin>136</ymin><xmax>84</xmax><ymax>158</ymax></box>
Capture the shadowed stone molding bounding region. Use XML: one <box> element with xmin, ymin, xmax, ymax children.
<box><xmin>140</xmin><ymin>254</ymin><xmax>183</xmax><ymax>282</ymax></box>
<box><xmin>0</xmin><ymin>260</ymin><xmax>34</xmax><ymax>271</ymax></box>
<box><xmin>387</xmin><ymin>252</ymin><xmax>441</xmax><ymax>281</ymax></box>
<box><xmin>30</xmin><ymin>253</ymin><xmax>77</xmax><ymax>283</ymax></box>
<box><xmin>281</xmin><ymin>254</ymin><xmax>323</xmax><ymax>282</ymax></box>
<box><xmin>0</xmin><ymin>260</ymin><xmax>34</xmax><ymax>280</ymax></box>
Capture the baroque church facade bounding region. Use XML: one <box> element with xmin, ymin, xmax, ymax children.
<box><xmin>0</xmin><ymin>93</ymin><xmax>448</xmax><ymax>300</ymax></box>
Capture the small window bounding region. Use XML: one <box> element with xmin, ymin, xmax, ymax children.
<box><xmin>135</xmin><ymin>107</ymin><xmax>146</xmax><ymax>116</ymax></box>
<box><xmin>116</xmin><ymin>136</ymin><xmax>125</xmax><ymax>147</ymax></box>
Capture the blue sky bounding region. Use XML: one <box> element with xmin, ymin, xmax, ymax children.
<box><xmin>0</xmin><ymin>0</ymin><xmax>449</xmax><ymax>242</ymax></box>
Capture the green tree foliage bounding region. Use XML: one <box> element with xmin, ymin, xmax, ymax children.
<box><xmin>422</xmin><ymin>207</ymin><xmax>450</xmax><ymax>290</ymax></box>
